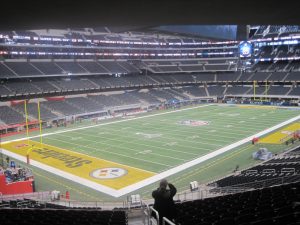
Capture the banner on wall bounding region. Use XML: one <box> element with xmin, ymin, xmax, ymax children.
<box><xmin>45</xmin><ymin>96</ymin><xmax>65</xmax><ymax>101</ymax></box>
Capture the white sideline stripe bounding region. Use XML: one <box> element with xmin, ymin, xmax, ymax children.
<box><xmin>0</xmin><ymin>149</ymin><xmax>120</xmax><ymax>197</ymax></box>
<box><xmin>115</xmin><ymin>113</ymin><xmax>300</xmax><ymax>197</ymax></box>
<box><xmin>2</xmin><ymin>104</ymin><xmax>213</xmax><ymax>145</ymax></box>
<box><xmin>217</xmin><ymin>104</ymin><xmax>300</xmax><ymax>110</ymax></box>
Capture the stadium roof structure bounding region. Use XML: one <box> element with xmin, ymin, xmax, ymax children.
<box><xmin>1</xmin><ymin>0</ymin><xmax>300</xmax><ymax>30</ymax></box>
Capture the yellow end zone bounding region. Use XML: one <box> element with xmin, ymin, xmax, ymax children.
<box><xmin>2</xmin><ymin>140</ymin><xmax>155</xmax><ymax>190</ymax></box>
<box><xmin>259</xmin><ymin>123</ymin><xmax>300</xmax><ymax>144</ymax></box>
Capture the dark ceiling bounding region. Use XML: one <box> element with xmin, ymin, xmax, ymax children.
<box><xmin>1</xmin><ymin>0</ymin><xmax>300</xmax><ymax>30</ymax></box>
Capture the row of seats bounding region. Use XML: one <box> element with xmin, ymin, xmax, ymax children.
<box><xmin>0</xmin><ymin>59</ymin><xmax>300</xmax><ymax>79</ymax></box>
<box><xmin>212</xmin><ymin>172</ymin><xmax>299</xmax><ymax>188</ymax></box>
<box><xmin>0</xmin><ymin>89</ymin><xmax>184</xmax><ymax>124</ymax></box>
<box><xmin>148</xmin><ymin>64</ymin><xmax>235</xmax><ymax>73</ymax></box>
<box><xmin>0</xmin><ymin>72</ymin><xmax>300</xmax><ymax>95</ymax></box>
<box><xmin>0</xmin><ymin>61</ymin><xmax>141</xmax><ymax>78</ymax></box>
<box><xmin>0</xmin><ymin>81</ymin><xmax>299</xmax><ymax>125</ymax></box>
<box><xmin>175</xmin><ymin>181</ymin><xmax>300</xmax><ymax>225</ymax></box>
<box><xmin>268</xmin><ymin>155</ymin><xmax>300</xmax><ymax>164</ymax></box>
<box><xmin>209</xmin><ymin>146</ymin><xmax>300</xmax><ymax>190</ymax></box>
<box><xmin>1</xmin><ymin>74</ymin><xmax>300</xmax><ymax>97</ymax></box>
<box><xmin>0</xmin><ymin>208</ymin><xmax>127</xmax><ymax>225</ymax></box>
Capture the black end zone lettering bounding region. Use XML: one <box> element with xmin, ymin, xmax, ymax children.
<box><xmin>32</xmin><ymin>146</ymin><xmax>92</xmax><ymax>168</ymax></box>
<box><xmin>66</xmin><ymin>160</ymin><xmax>92</xmax><ymax>168</ymax></box>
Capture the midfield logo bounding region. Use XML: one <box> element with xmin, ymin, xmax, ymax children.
<box><xmin>178</xmin><ymin>120</ymin><xmax>210</xmax><ymax>127</ymax></box>
<box><xmin>90</xmin><ymin>168</ymin><xmax>127</xmax><ymax>179</ymax></box>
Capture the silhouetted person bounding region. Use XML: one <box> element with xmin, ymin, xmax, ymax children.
<box><xmin>152</xmin><ymin>179</ymin><xmax>177</xmax><ymax>225</ymax></box>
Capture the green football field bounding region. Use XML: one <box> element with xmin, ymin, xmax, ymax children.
<box><xmin>2</xmin><ymin>104</ymin><xmax>300</xmax><ymax>201</ymax></box>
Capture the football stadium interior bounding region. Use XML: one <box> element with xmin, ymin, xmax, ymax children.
<box><xmin>0</xmin><ymin>20</ymin><xmax>300</xmax><ymax>225</ymax></box>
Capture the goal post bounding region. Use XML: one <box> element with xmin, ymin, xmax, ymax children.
<box><xmin>25</xmin><ymin>100</ymin><xmax>44</xmax><ymax>164</ymax></box>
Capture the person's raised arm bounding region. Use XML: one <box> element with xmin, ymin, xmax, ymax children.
<box><xmin>168</xmin><ymin>183</ymin><xmax>177</xmax><ymax>196</ymax></box>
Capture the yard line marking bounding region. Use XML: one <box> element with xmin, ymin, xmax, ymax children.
<box><xmin>135</xmin><ymin>150</ymin><xmax>152</xmax><ymax>155</ymax></box>
<box><xmin>123</xmin><ymin>120</ymin><xmax>246</xmax><ymax>139</ymax></box>
<box><xmin>134</xmin><ymin>111</ymin><xmax>289</xmax><ymax>134</ymax></box>
<box><xmin>2</xmin><ymin>104</ymin><xmax>213</xmax><ymax>145</ymax></box>
<box><xmin>115</xmin><ymin>113</ymin><xmax>300</xmax><ymax>197</ymax></box>
<box><xmin>53</xmin><ymin>134</ymin><xmax>188</xmax><ymax>161</ymax></box>
<box><xmin>68</xmin><ymin>130</ymin><xmax>202</xmax><ymax>156</ymax></box>
<box><xmin>100</xmin><ymin>123</ymin><xmax>231</xmax><ymax>145</ymax></box>
<box><xmin>172</xmin><ymin>145</ymin><xmax>254</xmax><ymax>184</ymax></box>
<box><xmin>45</xmin><ymin>136</ymin><xmax>181</xmax><ymax>166</ymax></box>
<box><xmin>81</xmin><ymin>126</ymin><xmax>224</xmax><ymax>149</ymax></box>
<box><xmin>122</xmin><ymin>122</ymin><xmax>248</xmax><ymax>142</ymax></box>
<box><xmin>141</xmin><ymin>144</ymin><xmax>255</xmax><ymax>196</ymax></box>
<box><xmin>163</xmin><ymin>142</ymin><xmax>177</xmax><ymax>146</ymax></box>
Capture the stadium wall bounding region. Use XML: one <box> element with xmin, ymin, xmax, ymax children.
<box><xmin>0</xmin><ymin>175</ymin><xmax>33</xmax><ymax>195</ymax></box>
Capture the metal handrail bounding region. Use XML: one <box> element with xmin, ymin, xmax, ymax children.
<box><xmin>0</xmin><ymin>203</ymin><xmax>10</xmax><ymax>208</ymax></box>
<box><xmin>0</xmin><ymin>191</ymin><xmax>51</xmax><ymax>202</ymax></box>
<box><xmin>44</xmin><ymin>200</ymin><xmax>127</xmax><ymax>210</ymax></box>
<box><xmin>149</xmin><ymin>206</ymin><xmax>159</xmax><ymax>225</ymax></box>
<box><xmin>143</xmin><ymin>203</ymin><xmax>151</xmax><ymax>225</ymax></box>
<box><xmin>163</xmin><ymin>217</ymin><xmax>176</xmax><ymax>225</ymax></box>
<box><xmin>140</xmin><ymin>202</ymin><xmax>151</xmax><ymax>225</ymax></box>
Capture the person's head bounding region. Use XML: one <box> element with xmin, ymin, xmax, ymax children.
<box><xmin>159</xmin><ymin>179</ymin><xmax>168</xmax><ymax>190</ymax></box>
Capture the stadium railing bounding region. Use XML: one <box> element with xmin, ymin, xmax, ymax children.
<box><xmin>41</xmin><ymin>199</ymin><xmax>128</xmax><ymax>210</ymax></box>
<box><xmin>171</xmin><ymin>185</ymin><xmax>224</xmax><ymax>202</ymax></box>
<box><xmin>149</xmin><ymin>206</ymin><xmax>159</xmax><ymax>225</ymax></box>
<box><xmin>163</xmin><ymin>217</ymin><xmax>176</xmax><ymax>225</ymax></box>
<box><xmin>0</xmin><ymin>191</ymin><xmax>51</xmax><ymax>202</ymax></box>
<box><xmin>145</xmin><ymin>205</ymin><xmax>176</xmax><ymax>225</ymax></box>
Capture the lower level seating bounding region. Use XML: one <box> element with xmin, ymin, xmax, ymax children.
<box><xmin>0</xmin><ymin>106</ymin><xmax>25</xmax><ymax>125</ymax></box>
